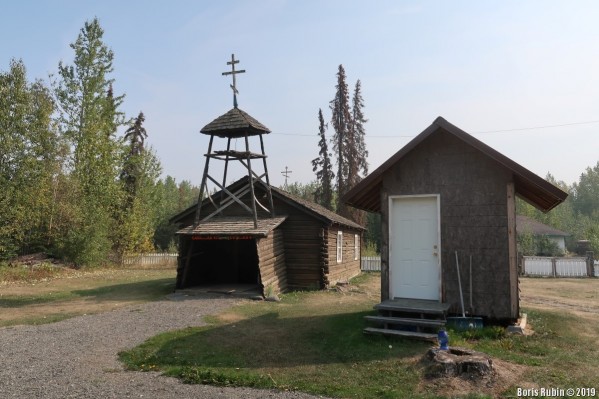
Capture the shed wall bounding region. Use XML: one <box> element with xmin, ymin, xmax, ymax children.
<box><xmin>380</xmin><ymin>129</ymin><xmax>518</xmax><ymax>321</ymax></box>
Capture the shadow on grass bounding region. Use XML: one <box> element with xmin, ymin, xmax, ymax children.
<box><xmin>127</xmin><ymin>309</ymin><xmax>430</xmax><ymax>369</ymax></box>
<box><xmin>0</xmin><ymin>278</ymin><xmax>175</xmax><ymax>308</ymax></box>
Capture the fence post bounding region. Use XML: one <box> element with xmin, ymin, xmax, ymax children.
<box><xmin>551</xmin><ymin>257</ymin><xmax>557</xmax><ymax>277</ymax></box>
<box><xmin>587</xmin><ymin>251</ymin><xmax>595</xmax><ymax>277</ymax></box>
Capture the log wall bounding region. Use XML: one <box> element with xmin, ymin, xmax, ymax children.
<box><xmin>257</xmin><ymin>229</ymin><xmax>287</xmax><ymax>295</ymax></box>
<box><xmin>325</xmin><ymin>226</ymin><xmax>362</xmax><ymax>285</ymax></box>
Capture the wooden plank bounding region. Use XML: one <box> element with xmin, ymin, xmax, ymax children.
<box><xmin>375</xmin><ymin>299</ymin><xmax>450</xmax><ymax>315</ymax></box>
<box><xmin>363</xmin><ymin>327</ymin><xmax>437</xmax><ymax>341</ymax></box>
<box><xmin>364</xmin><ymin>316</ymin><xmax>446</xmax><ymax>328</ymax></box>
<box><xmin>507</xmin><ymin>181</ymin><xmax>518</xmax><ymax>319</ymax></box>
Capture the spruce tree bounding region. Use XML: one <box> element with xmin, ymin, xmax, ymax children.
<box><xmin>117</xmin><ymin>112</ymin><xmax>161</xmax><ymax>255</ymax></box>
<box><xmin>311</xmin><ymin>108</ymin><xmax>335</xmax><ymax>210</ymax></box>
<box><xmin>329</xmin><ymin>64</ymin><xmax>352</xmax><ymax>217</ymax></box>
<box><xmin>121</xmin><ymin>111</ymin><xmax>148</xmax><ymax>200</ymax></box>
<box><xmin>347</xmin><ymin>79</ymin><xmax>369</xmax><ymax>225</ymax></box>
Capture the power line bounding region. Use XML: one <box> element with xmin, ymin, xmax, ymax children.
<box><xmin>270</xmin><ymin>118</ymin><xmax>599</xmax><ymax>138</ymax></box>
<box><xmin>472</xmin><ymin>119</ymin><xmax>599</xmax><ymax>134</ymax></box>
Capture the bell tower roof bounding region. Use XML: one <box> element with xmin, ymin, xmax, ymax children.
<box><xmin>200</xmin><ymin>107</ymin><xmax>270</xmax><ymax>138</ymax></box>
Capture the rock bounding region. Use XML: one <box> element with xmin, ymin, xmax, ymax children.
<box><xmin>264</xmin><ymin>294</ymin><xmax>280</xmax><ymax>302</ymax></box>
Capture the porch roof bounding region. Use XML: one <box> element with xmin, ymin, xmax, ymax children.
<box><xmin>176</xmin><ymin>216</ymin><xmax>287</xmax><ymax>238</ymax></box>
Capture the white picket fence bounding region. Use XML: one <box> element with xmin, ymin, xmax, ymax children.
<box><xmin>360</xmin><ymin>256</ymin><xmax>598</xmax><ymax>277</ymax></box>
<box><xmin>122</xmin><ymin>253</ymin><xmax>178</xmax><ymax>267</ymax></box>
<box><xmin>361</xmin><ymin>256</ymin><xmax>381</xmax><ymax>271</ymax></box>
<box><xmin>522</xmin><ymin>256</ymin><xmax>594</xmax><ymax>277</ymax></box>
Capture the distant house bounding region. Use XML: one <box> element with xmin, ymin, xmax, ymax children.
<box><xmin>344</xmin><ymin>117</ymin><xmax>568</xmax><ymax>323</ymax></box>
<box><xmin>516</xmin><ymin>215</ymin><xmax>569</xmax><ymax>254</ymax></box>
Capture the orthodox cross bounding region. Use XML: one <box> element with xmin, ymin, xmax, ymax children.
<box><xmin>222</xmin><ymin>54</ymin><xmax>245</xmax><ymax>108</ymax></box>
<box><xmin>281</xmin><ymin>166</ymin><xmax>292</xmax><ymax>188</ymax></box>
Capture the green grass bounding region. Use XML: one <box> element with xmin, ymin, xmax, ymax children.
<box><xmin>120</xmin><ymin>273</ymin><xmax>599</xmax><ymax>399</ymax></box>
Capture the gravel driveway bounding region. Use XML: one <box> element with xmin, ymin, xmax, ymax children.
<box><xmin>0</xmin><ymin>294</ymin><xmax>327</xmax><ymax>399</ymax></box>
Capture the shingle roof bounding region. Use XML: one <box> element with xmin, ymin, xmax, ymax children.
<box><xmin>200</xmin><ymin>107</ymin><xmax>271</xmax><ymax>138</ymax></box>
<box><xmin>343</xmin><ymin>116</ymin><xmax>568</xmax><ymax>213</ymax></box>
<box><xmin>516</xmin><ymin>215</ymin><xmax>570</xmax><ymax>237</ymax></box>
<box><xmin>269</xmin><ymin>184</ymin><xmax>364</xmax><ymax>230</ymax></box>
<box><xmin>170</xmin><ymin>177</ymin><xmax>365</xmax><ymax>231</ymax></box>
<box><xmin>177</xmin><ymin>217</ymin><xmax>287</xmax><ymax>237</ymax></box>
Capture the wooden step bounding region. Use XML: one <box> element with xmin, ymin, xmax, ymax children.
<box><xmin>364</xmin><ymin>315</ymin><xmax>446</xmax><ymax>328</ymax></box>
<box><xmin>363</xmin><ymin>327</ymin><xmax>437</xmax><ymax>341</ymax></box>
<box><xmin>374</xmin><ymin>299</ymin><xmax>450</xmax><ymax>316</ymax></box>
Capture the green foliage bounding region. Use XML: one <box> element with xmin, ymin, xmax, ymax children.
<box><xmin>517</xmin><ymin>229</ymin><xmax>536</xmax><ymax>256</ymax></box>
<box><xmin>282</xmin><ymin>180</ymin><xmax>318</xmax><ymax>202</ymax></box>
<box><xmin>52</xmin><ymin>18</ymin><xmax>126</xmax><ymax>265</ymax></box>
<box><xmin>0</xmin><ymin>59</ymin><xmax>60</xmax><ymax>259</ymax></box>
<box><xmin>153</xmin><ymin>176</ymin><xmax>200</xmax><ymax>251</ymax></box>
<box><xmin>116</xmin><ymin>112</ymin><xmax>162</xmax><ymax>255</ymax></box>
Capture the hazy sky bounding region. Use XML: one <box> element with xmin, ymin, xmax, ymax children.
<box><xmin>2</xmin><ymin>1</ymin><xmax>598</xmax><ymax>188</ymax></box>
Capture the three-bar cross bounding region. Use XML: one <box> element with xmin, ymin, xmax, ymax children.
<box><xmin>222</xmin><ymin>54</ymin><xmax>246</xmax><ymax>108</ymax></box>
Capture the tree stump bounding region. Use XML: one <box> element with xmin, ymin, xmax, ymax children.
<box><xmin>424</xmin><ymin>347</ymin><xmax>494</xmax><ymax>378</ymax></box>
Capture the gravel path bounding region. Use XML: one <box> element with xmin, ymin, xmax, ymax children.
<box><xmin>0</xmin><ymin>294</ymin><xmax>327</xmax><ymax>399</ymax></box>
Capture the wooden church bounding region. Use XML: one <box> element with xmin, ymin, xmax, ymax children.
<box><xmin>172</xmin><ymin>55</ymin><xmax>363</xmax><ymax>297</ymax></box>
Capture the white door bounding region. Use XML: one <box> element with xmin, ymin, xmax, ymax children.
<box><xmin>389</xmin><ymin>196</ymin><xmax>440</xmax><ymax>300</ymax></box>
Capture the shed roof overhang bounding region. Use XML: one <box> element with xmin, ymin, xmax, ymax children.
<box><xmin>177</xmin><ymin>216</ymin><xmax>287</xmax><ymax>238</ymax></box>
<box><xmin>343</xmin><ymin>117</ymin><xmax>568</xmax><ymax>213</ymax></box>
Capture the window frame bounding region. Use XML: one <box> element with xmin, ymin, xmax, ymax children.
<box><xmin>336</xmin><ymin>231</ymin><xmax>343</xmax><ymax>263</ymax></box>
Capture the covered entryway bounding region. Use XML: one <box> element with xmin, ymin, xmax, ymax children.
<box><xmin>184</xmin><ymin>237</ymin><xmax>259</xmax><ymax>287</ymax></box>
<box><xmin>389</xmin><ymin>195</ymin><xmax>440</xmax><ymax>300</ymax></box>
<box><xmin>176</xmin><ymin>217</ymin><xmax>288</xmax><ymax>297</ymax></box>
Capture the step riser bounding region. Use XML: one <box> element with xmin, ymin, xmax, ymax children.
<box><xmin>363</xmin><ymin>327</ymin><xmax>437</xmax><ymax>341</ymax></box>
<box><xmin>364</xmin><ymin>316</ymin><xmax>445</xmax><ymax>328</ymax></box>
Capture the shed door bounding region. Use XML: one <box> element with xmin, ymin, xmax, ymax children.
<box><xmin>389</xmin><ymin>196</ymin><xmax>440</xmax><ymax>300</ymax></box>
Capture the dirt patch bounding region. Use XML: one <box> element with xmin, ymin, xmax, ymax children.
<box><xmin>520</xmin><ymin>277</ymin><xmax>599</xmax><ymax>320</ymax></box>
<box><xmin>420</xmin><ymin>357</ymin><xmax>531</xmax><ymax>398</ymax></box>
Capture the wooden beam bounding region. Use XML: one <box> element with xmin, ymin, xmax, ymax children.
<box><xmin>507</xmin><ymin>181</ymin><xmax>518</xmax><ymax>319</ymax></box>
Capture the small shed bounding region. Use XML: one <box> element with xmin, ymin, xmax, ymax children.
<box><xmin>172</xmin><ymin>177</ymin><xmax>364</xmax><ymax>296</ymax></box>
<box><xmin>344</xmin><ymin>117</ymin><xmax>568</xmax><ymax>322</ymax></box>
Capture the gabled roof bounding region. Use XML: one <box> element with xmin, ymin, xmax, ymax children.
<box><xmin>516</xmin><ymin>215</ymin><xmax>570</xmax><ymax>237</ymax></box>
<box><xmin>343</xmin><ymin>117</ymin><xmax>568</xmax><ymax>213</ymax></box>
<box><xmin>170</xmin><ymin>177</ymin><xmax>364</xmax><ymax>231</ymax></box>
<box><xmin>200</xmin><ymin>107</ymin><xmax>270</xmax><ymax>138</ymax></box>
<box><xmin>177</xmin><ymin>217</ymin><xmax>287</xmax><ymax>237</ymax></box>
